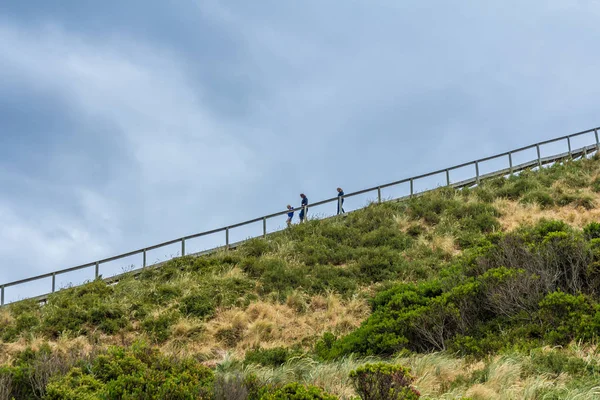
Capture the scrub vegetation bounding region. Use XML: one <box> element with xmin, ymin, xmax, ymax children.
<box><xmin>2</xmin><ymin>155</ymin><xmax>600</xmax><ymax>398</ymax></box>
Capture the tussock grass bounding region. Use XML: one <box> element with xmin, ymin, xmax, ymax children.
<box><xmin>196</xmin><ymin>293</ymin><xmax>369</xmax><ymax>357</ymax></box>
<box><xmin>228</xmin><ymin>347</ymin><xmax>600</xmax><ymax>399</ymax></box>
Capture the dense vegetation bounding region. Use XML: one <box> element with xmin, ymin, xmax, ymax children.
<box><xmin>2</xmin><ymin>155</ymin><xmax>600</xmax><ymax>398</ymax></box>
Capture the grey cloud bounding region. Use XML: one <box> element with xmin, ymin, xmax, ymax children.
<box><xmin>1</xmin><ymin>1</ymin><xmax>600</xmax><ymax>291</ymax></box>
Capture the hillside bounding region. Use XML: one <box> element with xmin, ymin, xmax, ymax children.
<box><xmin>3</xmin><ymin>155</ymin><xmax>600</xmax><ymax>399</ymax></box>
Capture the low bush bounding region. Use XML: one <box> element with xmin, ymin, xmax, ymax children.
<box><xmin>241</xmin><ymin>238</ymin><xmax>274</xmax><ymax>257</ymax></box>
<box><xmin>48</xmin><ymin>342</ymin><xmax>214</xmax><ymax>399</ymax></box>
<box><xmin>245</xmin><ymin>347</ymin><xmax>301</xmax><ymax>367</ymax></box>
<box><xmin>591</xmin><ymin>176</ymin><xmax>600</xmax><ymax>192</ymax></box>
<box><xmin>496</xmin><ymin>175</ymin><xmax>540</xmax><ymax>199</ymax></box>
<box><xmin>520</xmin><ymin>190</ymin><xmax>554</xmax><ymax>208</ymax></box>
<box><xmin>40</xmin><ymin>279</ymin><xmax>128</xmax><ymax>338</ymax></box>
<box><xmin>141</xmin><ymin>311</ymin><xmax>180</xmax><ymax>343</ymax></box>
<box><xmin>349</xmin><ymin>363</ymin><xmax>420</xmax><ymax>400</ymax></box>
<box><xmin>584</xmin><ymin>222</ymin><xmax>600</xmax><ymax>240</ymax></box>
<box><xmin>326</xmin><ymin>219</ymin><xmax>600</xmax><ymax>357</ymax></box>
<box><xmin>260</xmin><ymin>382</ymin><xmax>338</xmax><ymax>400</ymax></box>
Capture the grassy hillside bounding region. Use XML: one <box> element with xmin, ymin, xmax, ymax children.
<box><xmin>3</xmin><ymin>155</ymin><xmax>600</xmax><ymax>399</ymax></box>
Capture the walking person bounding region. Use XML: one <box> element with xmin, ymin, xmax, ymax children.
<box><xmin>299</xmin><ymin>193</ymin><xmax>308</xmax><ymax>222</ymax></box>
<box><xmin>337</xmin><ymin>187</ymin><xmax>345</xmax><ymax>215</ymax></box>
<box><xmin>286</xmin><ymin>205</ymin><xmax>294</xmax><ymax>227</ymax></box>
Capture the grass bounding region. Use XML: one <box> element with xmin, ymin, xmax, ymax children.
<box><xmin>3</xmin><ymin>153</ymin><xmax>600</xmax><ymax>398</ymax></box>
<box><xmin>214</xmin><ymin>345</ymin><xmax>600</xmax><ymax>399</ymax></box>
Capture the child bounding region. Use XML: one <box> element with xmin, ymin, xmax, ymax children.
<box><xmin>286</xmin><ymin>205</ymin><xmax>294</xmax><ymax>227</ymax></box>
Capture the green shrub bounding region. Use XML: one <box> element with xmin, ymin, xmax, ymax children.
<box><xmin>522</xmin><ymin>219</ymin><xmax>571</xmax><ymax>242</ymax></box>
<box><xmin>260</xmin><ymin>382</ymin><xmax>338</xmax><ymax>400</ymax></box>
<box><xmin>241</xmin><ymin>238</ymin><xmax>273</xmax><ymax>257</ymax></box>
<box><xmin>314</xmin><ymin>332</ymin><xmax>338</xmax><ymax>360</ymax></box>
<box><xmin>405</xmin><ymin>225</ymin><xmax>425</xmax><ymax>237</ymax></box>
<box><xmin>584</xmin><ymin>222</ymin><xmax>600</xmax><ymax>240</ymax></box>
<box><xmin>537</xmin><ymin>291</ymin><xmax>595</xmax><ymax>344</ymax></box>
<box><xmin>45</xmin><ymin>368</ymin><xmax>105</xmax><ymax>400</ymax></box>
<box><xmin>242</xmin><ymin>257</ymin><xmax>284</xmax><ymax>279</ymax></box>
<box><xmin>360</xmin><ymin>227</ymin><xmax>412</xmax><ymax>250</ymax></box>
<box><xmin>557</xmin><ymin>191</ymin><xmax>596</xmax><ymax>209</ymax></box>
<box><xmin>349</xmin><ymin>363</ymin><xmax>420</xmax><ymax>400</ymax></box>
<box><xmin>179</xmin><ymin>291</ymin><xmax>216</xmax><ymax>319</ymax></box>
<box><xmin>244</xmin><ymin>347</ymin><xmax>300</xmax><ymax>367</ymax></box>
<box><xmin>351</xmin><ymin>247</ymin><xmax>406</xmax><ymax>283</ymax></box>
<box><xmin>497</xmin><ymin>177</ymin><xmax>540</xmax><ymax>200</ymax></box>
<box><xmin>294</xmin><ymin>236</ymin><xmax>352</xmax><ymax>266</ymax></box>
<box><xmin>179</xmin><ymin>275</ymin><xmax>255</xmax><ymax>318</ymax></box>
<box><xmin>591</xmin><ymin>176</ymin><xmax>600</xmax><ymax>193</ymax></box>
<box><xmin>306</xmin><ymin>265</ymin><xmax>358</xmax><ymax>296</ymax></box>
<box><xmin>39</xmin><ymin>279</ymin><xmax>130</xmax><ymax>338</ymax></box>
<box><xmin>146</xmin><ymin>284</ymin><xmax>182</xmax><ymax>305</ymax></box>
<box><xmin>47</xmin><ymin>342</ymin><xmax>215</xmax><ymax>399</ymax></box>
<box><xmin>141</xmin><ymin>311</ymin><xmax>180</xmax><ymax>343</ymax></box>
<box><xmin>259</xmin><ymin>264</ymin><xmax>307</xmax><ymax>299</ymax></box>
<box><xmin>520</xmin><ymin>190</ymin><xmax>554</xmax><ymax>208</ymax></box>
<box><xmin>473</xmin><ymin>187</ymin><xmax>496</xmax><ymax>203</ymax></box>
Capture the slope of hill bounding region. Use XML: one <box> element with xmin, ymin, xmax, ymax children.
<box><xmin>3</xmin><ymin>156</ymin><xmax>600</xmax><ymax>399</ymax></box>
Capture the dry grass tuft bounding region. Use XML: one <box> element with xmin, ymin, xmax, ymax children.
<box><xmin>431</xmin><ymin>235</ymin><xmax>459</xmax><ymax>256</ymax></box>
<box><xmin>465</xmin><ymin>384</ymin><xmax>498</xmax><ymax>399</ymax></box>
<box><xmin>171</xmin><ymin>317</ymin><xmax>204</xmax><ymax>339</ymax></box>
<box><xmin>0</xmin><ymin>309</ymin><xmax>14</xmax><ymax>327</ymax></box>
<box><xmin>495</xmin><ymin>192</ymin><xmax>600</xmax><ymax>232</ymax></box>
<box><xmin>191</xmin><ymin>294</ymin><xmax>369</xmax><ymax>360</ymax></box>
<box><xmin>393</xmin><ymin>213</ymin><xmax>412</xmax><ymax>230</ymax></box>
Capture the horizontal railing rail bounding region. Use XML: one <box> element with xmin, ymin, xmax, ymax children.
<box><xmin>1</xmin><ymin>126</ymin><xmax>599</xmax><ymax>306</ymax></box>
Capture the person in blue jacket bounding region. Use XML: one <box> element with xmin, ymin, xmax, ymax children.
<box><xmin>286</xmin><ymin>205</ymin><xmax>294</xmax><ymax>227</ymax></box>
<box><xmin>337</xmin><ymin>187</ymin><xmax>345</xmax><ymax>214</ymax></box>
<box><xmin>299</xmin><ymin>193</ymin><xmax>308</xmax><ymax>222</ymax></box>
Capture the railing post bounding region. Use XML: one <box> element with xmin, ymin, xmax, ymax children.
<box><xmin>143</xmin><ymin>249</ymin><xmax>147</xmax><ymax>268</ymax></box>
<box><xmin>226</xmin><ymin>227</ymin><xmax>230</xmax><ymax>249</ymax></box>
<box><xmin>445</xmin><ymin>169</ymin><xmax>450</xmax><ymax>186</ymax></box>
<box><xmin>377</xmin><ymin>187</ymin><xmax>381</xmax><ymax>203</ymax></box>
<box><xmin>508</xmin><ymin>152</ymin><xmax>513</xmax><ymax>175</ymax></box>
<box><xmin>1</xmin><ymin>285</ymin><xmax>4</xmax><ymax>306</ymax></box>
<box><xmin>262</xmin><ymin>217</ymin><xmax>267</xmax><ymax>238</ymax></box>
<box><xmin>52</xmin><ymin>273</ymin><xmax>56</xmax><ymax>293</ymax></box>
<box><xmin>536</xmin><ymin>144</ymin><xmax>541</xmax><ymax>167</ymax></box>
<box><xmin>181</xmin><ymin>238</ymin><xmax>186</xmax><ymax>256</ymax></box>
<box><xmin>95</xmin><ymin>262</ymin><xmax>99</xmax><ymax>279</ymax></box>
<box><xmin>475</xmin><ymin>161</ymin><xmax>480</xmax><ymax>185</ymax></box>
<box><xmin>410</xmin><ymin>179</ymin><xmax>414</xmax><ymax>198</ymax></box>
<box><xmin>595</xmin><ymin>129</ymin><xmax>599</xmax><ymax>151</ymax></box>
<box><xmin>567</xmin><ymin>137</ymin><xmax>572</xmax><ymax>158</ymax></box>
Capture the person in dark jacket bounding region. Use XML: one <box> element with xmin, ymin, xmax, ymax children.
<box><xmin>337</xmin><ymin>187</ymin><xmax>345</xmax><ymax>214</ymax></box>
<box><xmin>286</xmin><ymin>205</ymin><xmax>294</xmax><ymax>227</ymax></box>
<box><xmin>299</xmin><ymin>193</ymin><xmax>308</xmax><ymax>222</ymax></box>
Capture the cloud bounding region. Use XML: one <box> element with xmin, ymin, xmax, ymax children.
<box><xmin>1</xmin><ymin>1</ymin><xmax>600</xmax><ymax>298</ymax></box>
<box><xmin>0</xmin><ymin>21</ymin><xmax>259</xmax><ymax>286</ymax></box>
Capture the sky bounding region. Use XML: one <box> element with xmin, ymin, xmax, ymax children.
<box><xmin>1</xmin><ymin>1</ymin><xmax>600</xmax><ymax>301</ymax></box>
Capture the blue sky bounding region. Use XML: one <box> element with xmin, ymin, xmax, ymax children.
<box><xmin>1</xmin><ymin>1</ymin><xmax>599</xmax><ymax>299</ymax></box>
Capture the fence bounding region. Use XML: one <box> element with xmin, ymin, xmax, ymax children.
<box><xmin>1</xmin><ymin>126</ymin><xmax>599</xmax><ymax>306</ymax></box>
